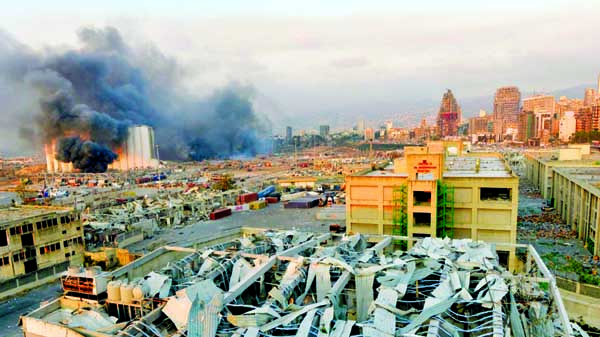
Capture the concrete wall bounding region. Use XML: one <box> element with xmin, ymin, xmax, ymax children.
<box><xmin>0</xmin><ymin>209</ymin><xmax>84</xmax><ymax>284</ymax></box>
<box><xmin>445</xmin><ymin>176</ymin><xmax>519</xmax><ymax>269</ymax></box>
<box><xmin>552</xmin><ymin>169</ymin><xmax>600</xmax><ymax>255</ymax></box>
<box><xmin>558</xmin><ymin>148</ymin><xmax>583</xmax><ymax>161</ymax></box>
<box><xmin>345</xmin><ymin>175</ymin><xmax>408</xmax><ymax>235</ymax></box>
<box><xmin>0</xmin><ymin>261</ymin><xmax>69</xmax><ymax>300</ymax></box>
<box><xmin>569</xmin><ymin>144</ymin><xmax>591</xmax><ymax>155</ymax></box>
<box><xmin>21</xmin><ymin>297</ymin><xmax>107</xmax><ymax>337</ymax></box>
<box><xmin>560</xmin><ymin>288</ymin><xmax>600</xmax><ymax>328</ymax></box>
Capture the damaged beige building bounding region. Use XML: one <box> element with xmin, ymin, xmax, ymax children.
<box><xmin>345</xmin><ymin>142</ymin><xmax>519</xmax><ymax>270</ymax></box>
<box><xmin>0</xmin><ymin>206</ymin><xmax>83</xmax><ymax>299</ymax></box>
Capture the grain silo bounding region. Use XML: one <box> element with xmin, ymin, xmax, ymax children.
<box><xmin>110</xmin><ymin>125</ymin><xmax>159</xmax><ymax>171</ymax></box>
<box><xmin>45</xmin><ymin>125</ymin><xmax>159</xmax><ymax>173</ymax></box>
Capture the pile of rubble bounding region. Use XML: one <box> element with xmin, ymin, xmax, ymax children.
<box><xmin>518</xmin><ymin>213</ymin><xmax>577</xmax><ymax>241</ymax></box>
<box><xmin>21</xmin><ymin>231</ymin><xmax>584</xmax><ymax>336</ymax></box>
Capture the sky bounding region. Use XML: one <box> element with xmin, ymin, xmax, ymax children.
<box><xmin>1</xmin><ymin>0</ymin><xmax>600</xmax><ymax>135</ymax></box>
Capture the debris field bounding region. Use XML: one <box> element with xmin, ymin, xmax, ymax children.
<box><xmin>21</xmin><ymin>230</ymin><xmax>575</xmax><ymax>337</ymax></box>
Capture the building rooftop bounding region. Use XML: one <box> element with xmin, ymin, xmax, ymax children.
<box><xmin>527</xmin><ymin>148</ymin><xmax>600</xmax><ymax>165</ymax></box>
<box><xmin>0</xmin><ymin>206</ymin><xmax>73</xmax><ymax>224</ymax></box>
<box><xmin>362</xmin><ymin>170</ymin><xmax>408</xmax><ymax>177</ymax></box>
<box><xmin>444</xmin><ymin>156</ymin><xmax>513</xmax><ymax>178</ymax></box>
<box><xmin>554</xmin><ymin>166</ymin><xmax>600</xmax><ymax>197</ymax></box>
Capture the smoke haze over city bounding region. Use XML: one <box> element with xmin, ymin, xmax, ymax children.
<box><xmin>1</xmin><ymin>0</ymin><xmax>600</xmax><ymax>156</ymax></box>
<box><xmin>0</xmin><ymin>26</ymin><xmax>271</xmax><ymax>163</ymax></box>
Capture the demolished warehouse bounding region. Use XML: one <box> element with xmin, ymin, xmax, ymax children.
<box><xmin>20</xmin><ymin>229</ymin><xmax>583</xmax><ymax>336</ymax></box>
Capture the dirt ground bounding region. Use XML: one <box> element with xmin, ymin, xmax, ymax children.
<box><xmin>127</xmin><ymin>204</ymin><xmax>333</xmax><ymax>253</ymax></box>
<box><xmin>517</xmin><ymin>178</ymin><xmax>594</xmax><ymax>277</ymax></box>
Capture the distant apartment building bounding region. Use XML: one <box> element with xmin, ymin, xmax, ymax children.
<box><xmin>522</xmin><ymin>95</ymin><xmax>556</xmax><ymax>143</ymax></box>
<box><xmin>364</xmin><ymin>128</ymin><xmax>374</xmax><ymax>141</ymax></box>
<box><xmin>468</xmin><ymin>110</ymin><xmax>493</xmax><ymax>142</ymax></box>
<box><xmin>518</xmin><ymin>111</ymin><xmax>535</xmax><ymax>142</ymax></box>
<box><xmin>493</xmin><ymin>86</ymin><xmax>521</xmax><ymax>141</ymax></box>
<box><xmin>357</xmin><ymin>120</ymin><xmax>365</xmax><ymax>132</ymax></box>
<box><xmin>436</xmin><ymin>89</ymin><xmax>462</xmax><ymax>138</ymax></box>
<box><xmin>412</xmin><ymin>119</ymin><xmax>432</xmax><ymax>141</ymax></box>
<box><xmin>388</xmin><ymin>128</ymin><xmax>410</xmax><ymax>142</ymax></box>
<box><xmin>584</xmin><ymin>88</ymin><xmax>597</xmax><ymax>106</ymax></box>
<box><xmin>319</xmin><ymin>125</ymin><xmax>330</xmax><ymax>140</ymax></box>
<box><xmin>0</xmin><ymin>206</ymin><xmax>84</xmax><ymax>298</ymax></box>
<box><xmin>559</xmin><ymin>111</ymin><xmax>576</xmax><ymax>142</ymax></box>
<box><xmin>556</xmin><ymin>96</ymin><xmax>584</xmax><ymax>137</ymax></box>
<box><xmin>285</xmin><ymin>126</ymin><xmax>293</xmax><ymax>144</ymax></box>
<box><xmin>593</xmin><ymin>105</ymin><xmax>600</xmax><ymax>132</ymax></box>
<box><xmin>576</xmin><ymin>107</ymin><xmax>592</xmax><ymax>132</ymax></box>
<box><xmin>523</xmin><ymin>94</ymin><xmax>556</xmax><ymax>115</ymax></box>
<box><xmin>385</xmin><ymin>120</ymin><xmax>393</xmax><ymax>131</ymax></box>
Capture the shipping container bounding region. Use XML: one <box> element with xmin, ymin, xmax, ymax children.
<box><xmin>249</xmin><ymin>200</ymin><xmax>267</xmax><ymax>210</ymax></box>
<box><xmin>258</xmin><ymin>185</ymin><xmax>276</xmax><ymax>198</ymax></box>
<box><xmin>229</xmin><ymin>204</ymin><xmax>250</xmax><ymax>212</ymax></box>
<box><xmin>209</xmin><ymin>208</ymin><xmax>232</xmax><ymax>220</ymax></box>
<box><xmin>284</xmin><ymin>197</ymin><xmax>320</xmax><ymax>209</ymax></box>
<box><xmin>236</xmin><ymin>192</ymin><xmax>258</xmax><ymax>205</ymax></box>
<box><xmin>265</xmin><ymin>197</ymin><xmax>279</xmax><ymax>204</ymax></box>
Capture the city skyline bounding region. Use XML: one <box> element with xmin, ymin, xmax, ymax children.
<box><xmin>1</xmin><ymin>2</ymin><xmax>600</xmax><ymax>141</ymax></box>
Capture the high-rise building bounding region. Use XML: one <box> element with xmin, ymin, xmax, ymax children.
<box><xmin>285</xmin><ymin>126</ymin><xmax>292</xmax><ymax>144</ymax></box>
<box><xmin>436</xmin><ymin>89</ymin><xmax>461</xmax><ymax>138</ymax></box>
<box><xmin>364</xmin><ymin>128</ymin><xmax>374</xmax><ymax>141</ymax></box>
<box><xmin>522</xmin><ymin>95</ymin><xmax>555</xmax><ymax>142</ymax></box>
<box><xmin>319</xmin><ymin>125</ymin><xmax>330</xmax><ymax>140</ymax></box>
<box><xmin>576</xmin><ymin>107</ymin><xmax>592</xmax><ymax>132</ymax></box>
<box><xmin>584</xmin><ymin>88</ymin><xmax>597</xmax><ymax>106</ymax></box>
<box><xmin>357</xmin><ymin>120</ymin><xmax>365</xmax><ymax>132</ymax></box>
<box><xmin>559</xmin><ymin>111</ymin><xmax>576</xmax><ymax>142</ymax></box>
<box><xmin>385</xmin><ymin>120</ymin><xmax>393</xmax><ymax>131</ymax></box>
<box><xmin>592</xmin><ymin>104</ymin><xmax>600</xmax><ymax>131</ymax></box>
<box><xmin>522</xmin><ymin>94</ymin><xmax>555</xmax><ymax>114</ymax></box>
<box><xmin>468</xmin><ymin>112</ymin><xmax>493</xmax><ymax>137</ymax></box>
<box><xmin>493</xmin><ymin>87</ymin><xmax>521</xmax><ymax>141</ymax></box>
<box><xmin>517</xmin><ymin>111</ymin><xmax>535</xmax><ymax>142</ymax></box>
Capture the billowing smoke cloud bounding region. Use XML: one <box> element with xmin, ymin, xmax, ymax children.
<box><xmin>56</xmin><ymin>137</ymin><xmax>118</xmax><ymax>173</ymax></box>
<box><xmin>0</xmin><ymin>26</ymin><xmax>271</xmax><ymax>171</ymax></box>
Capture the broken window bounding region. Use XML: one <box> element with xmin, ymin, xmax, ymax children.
<box><xmin>21</xmin><ymin>233</ymin><xmax>34</xmax><ymax>247</ymax></box>
<box><xmin>413</xmin><ymin>212</ymin><xmax>431</xmax><ymax>226</ymax></box>
<box><xmin>413</xmin><ymin>233</ymin><xmax>431</xmax><ymax>238</ymax></box>
<box><xmin>413</xmin><ymin>191</ymin><xmax>432</xmax><ymax>206</ymax></box>
<box><xmin>0</xmin><ymin>230</ymin><xmax>7</xmax><ymax>247</ymax></box>
<box><xmin>24</xmin><ymin>258</ymin><xmax>37</xmax><ymax>273</ymax></box>
<box><xmin>480</xmin><ymin>187</ymin><xmax>511</xmax><ymax>201</ymax></box>
<box><xmin>497</xmin><ymin>250</ymin><xmax>509</xmax><ymax>268</ymax></box>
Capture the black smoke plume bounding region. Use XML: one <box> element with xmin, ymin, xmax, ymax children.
<box><xmin>0</xmin><ymin>26</ymin><xmax>271</xmax><ymax>171</ymax></box>
<box><xmin>56</xmin><ymin>137</ymin><xmax>118</xmax><ymax>173</ymax></box>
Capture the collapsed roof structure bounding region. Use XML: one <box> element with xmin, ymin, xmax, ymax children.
<box><xmin>21</xmin><ymin>228</ymin><xmax>582</xmax><ymax>337</ymax></box>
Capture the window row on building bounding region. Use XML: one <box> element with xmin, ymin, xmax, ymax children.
<box><xmin>9</xmin><ymin>222</ymin><xmax>34</xmax><ymax>236</ymax></box>
<box><xmin>63</xmin><ymin>237</ymin><xmax>83</xmax><ymax>248</ymax></box>
<box><xmin>13</xmin><ymin>248</ymin><xmax>37</xmax><ymax>262</ymax></box>
<box><xmin>39</xmin><ymin>242</ymin><xmax>61</xmax><ymax>255</ymax></box>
